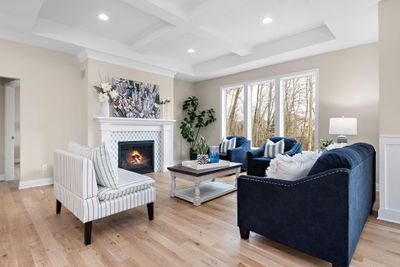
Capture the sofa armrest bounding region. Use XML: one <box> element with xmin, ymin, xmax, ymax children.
<box><xmin>283</xmin><ymin>142</ymin><xmax>302</xmax><ymax>156</ymax></box>
<box><xmin>247</xmin><ymin>144</ymin><xmax>265</xmax><ymax>159</ymax></box>
<box><xmin>237</xmin><ymin>169</ymin><xmax>350</xmax><ymax>265</ymax></box>
<box><xmin>227</xmin><ymin>140</ymin><xmax>251</xmax><ymax>159</ymax></box>
<box><xmin>54</xmin><ymin>150</ymin><xmax>98</xmax><ymax>199</ymax></box>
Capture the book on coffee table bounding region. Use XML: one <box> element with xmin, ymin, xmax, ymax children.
<box><xmin>181</xmin><ymin>160</ymin><xmax>230</xmax><ymax>170</ymax></box>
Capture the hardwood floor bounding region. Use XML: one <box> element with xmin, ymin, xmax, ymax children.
<box><xmin>1</xmin><ymin>173</ymin><xmax>400</xmax><ymax>267</ymax></box>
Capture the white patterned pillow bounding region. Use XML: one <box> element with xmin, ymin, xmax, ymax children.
<box><xmin>91</xmin><ymin>143</ymin><xmax>118</xmax><ymax>189</ymax></box>
<box><xmin>266</xmin><ymin>151</ymin><xmax>320</xmax><ymax>181</ymax></box>
<box><xmin>67</xmin><ymin>141</ymin><xmax>93</xmax><ymax>158</ymax></box>
<box><xmin>220</xmin><ymin>138</ymin><xmax>236</xmax><ymax>154</ymax></box>
<box><xmin>264</xmin><ymin>139</ymin><xmax>285</xmax><ymax>158</ymax></box>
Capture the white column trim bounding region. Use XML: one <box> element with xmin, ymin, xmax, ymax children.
<box><xmin>378</xmin><ymin>135</ymin><xmax>400</xmax><ymax>224</ymax></box>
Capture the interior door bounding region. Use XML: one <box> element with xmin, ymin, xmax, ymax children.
<box><xmin>4</xmin><ymin>80</ymin><xmax>18</xmax><ymax>180</ymax></box>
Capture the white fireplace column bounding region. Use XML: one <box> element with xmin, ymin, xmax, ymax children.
<box><xmin>94</xmin><ymin>117</ymin><xmax>175</xmax><ymax>172</ymax></box>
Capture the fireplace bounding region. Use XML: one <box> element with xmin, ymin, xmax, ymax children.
<box><xmin>118</xmin><ymin>141</ymin><xmax>154</xmax><ymax>174</ymax></box>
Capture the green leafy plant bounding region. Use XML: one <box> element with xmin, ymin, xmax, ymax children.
<box><xmin>195</xmin><ymin>136</ymin><xmax>209</xmax><ymax>155</ymax></box>
<box><xmin>320</xmin><ymin>137</ymin><xmax>334</xmax><ymax>150</ymax></box>
<box><xmin>180</xmin><ymin>96</ymin><xmax>216</xmax><ymax>152</ymax></box>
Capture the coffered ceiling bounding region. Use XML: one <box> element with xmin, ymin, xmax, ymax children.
<box><xmin>0</xmin><ymin>0</ymin><xmax>378</xmax><ymax>81</ymax></box>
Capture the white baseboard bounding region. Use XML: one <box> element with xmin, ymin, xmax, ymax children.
<box><xmin>378</xmin><ymin>208</ymin><xmax>400</xmax><ymax>224</ymax></box>
<box><xmin>19</xmin><ymin>177</ymin><xmax>53</xmax><ymax>190</ymax></box>
<box><xmin>0</xmin><ymin>174</ymin><xmax>4</xmax><ymax>180</ymax></box>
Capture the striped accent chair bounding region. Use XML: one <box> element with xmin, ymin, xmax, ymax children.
<box><xmin>53</xmin><ymin>150</ymin><xmax>156</xmax><ymax>245</ymax></box>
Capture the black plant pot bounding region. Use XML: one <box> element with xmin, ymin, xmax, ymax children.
<box><xmin>189</xmin><ymin>149</ymin><xmax>197</xmax><ymax>160</ymax></box>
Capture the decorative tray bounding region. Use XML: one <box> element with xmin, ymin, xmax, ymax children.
<box><xmin>181</xmin><ymin>160</ymin><xmax>230</xmax><ymax>170</ymax></box>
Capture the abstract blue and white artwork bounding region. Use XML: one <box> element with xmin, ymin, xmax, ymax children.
<box><xmin>112</xmin><ymin>78</ymin><xmax>160</xmax><ymax>119</ymax></box>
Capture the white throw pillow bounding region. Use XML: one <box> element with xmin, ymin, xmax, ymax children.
<box><xmin>68</xmin><ymin>141</ymin><xmax>93</xmax><ymax>158</ymax></box>
<box><xmin>220</xmin><ymin>138</ymin><xmax>236</xmax><ymax>154</ymax></box>
<box><xmin>264</xmin><ymin>139</ymin><xmax>285</xmax><ymax>158</ymax></box>
<box><xmin>266</xmin><ymin>151</ymin><xmax>320</xmax><ymax>181</ymax></box>
<box><xmin>67</xmin><ymin>141</ymin><xmax>118</xmax><ymax>189</ymax></box>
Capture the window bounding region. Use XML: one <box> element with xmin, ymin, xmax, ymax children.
<box><xmin>281</xmin><ymin>73</ymin><xmax>316</xmax><ymax>151</ymax></box>
<box><xmin>221</xmin><ymin>70</ymin><xmax>318</xmax><ymax>150</ymax></box>
<box><xmin>224</xmin><ymin>86</ymin><xmax>244</xmax><ymax>136</ymax></box>
<box><xmin>250</xmin><ymin>80</ymin><xmax>276</xmax><ymax>147</ymax></box>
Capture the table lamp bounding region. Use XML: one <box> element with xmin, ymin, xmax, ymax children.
<box><xmin>329</xmin><ymin>117</ymin><xmax>357</xmax><ymax>143</ymax></box>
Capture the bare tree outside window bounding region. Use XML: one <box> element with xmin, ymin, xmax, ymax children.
<box><xmin>281</xmin><ymin>73</ymin><xmax>316</xmax><ymax>151</ymax></box>
<box><xmin>225</xmin><ymin>86</ymin><xmax>244</xmax><ymax>136</ymax></box>
<box><xmin>250</xmin><ymin>81</ymin><xmax>275</xmax><ymax>147</ymax></box>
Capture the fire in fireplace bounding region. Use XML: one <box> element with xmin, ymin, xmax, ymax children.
<box><xmin>118</xmin><ymin>141</ymin><xmax>154</xmax><ymax>174</ymax></box>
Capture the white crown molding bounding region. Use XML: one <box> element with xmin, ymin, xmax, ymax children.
<box><xmin>77</xmin><ymin>49</ymin><xmax>177</xmax><ymax>78</ymax></box>
<box><xmin>19</xmin><ymin>177</ymin><xmax>53</xmax><ymax>190</ymax></box>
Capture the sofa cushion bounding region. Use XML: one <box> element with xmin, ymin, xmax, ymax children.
<box><xmin>91</xmin><ymin>143</ymin><xmax>119</xmax><ymax>189</ymax></box>
<box><xmin>264</xmin><ymin>139</ymin><xmax>285</xmax><ymax>158</ymax></box>
<box><xmin>266</xmin><ymin>151</ymin><xmax>320</xmax><ymax>180</ymax></box>
<box><xmin>308</xmin><ymin>143</ymin><xmax>375</xmax><ymax>176</ymax></box>
<box><xmin>98</xmin><ymin>168</ymin><xmax>154</xmax><ymax>201</ymax></box>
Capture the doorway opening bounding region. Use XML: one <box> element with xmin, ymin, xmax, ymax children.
<box><xmin>0</xmin><ymin>77</ymin><xmax>20</xmax><ymax>181</ymax></box>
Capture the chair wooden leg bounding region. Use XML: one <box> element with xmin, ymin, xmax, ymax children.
<box><xmin>147</xmin><ymin>202</ymin><xmax>154</xmax><ymax>221</ymax></box>
<box><xmin>84</xmin><ymin>222</ymin><xmax>92</xmax><ymax>245</ymax></box>
<box><xmin>239</xmin><ymin>227</ymin><xmax>250</xmax><ymax>239</ymax></box>
<box><xmin>56</xmin><ymin>200</ymin><xmax>62</xmax><ymax>214</ymax></box>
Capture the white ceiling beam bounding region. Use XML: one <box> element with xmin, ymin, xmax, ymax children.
<box><xmin>121</xmin><ymin>0</ymin><xmax>252</xmax><ymax>56</ymax></box>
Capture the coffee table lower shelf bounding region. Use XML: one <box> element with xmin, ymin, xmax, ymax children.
<box><xmin>174</xmin><ymin>181</ymin><xmax>236</xmax><ymax>206</ymax></box>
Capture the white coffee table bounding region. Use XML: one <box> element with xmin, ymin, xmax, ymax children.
<box><xmin>167</xmin><ymin>162</ymin><xmax>242</xmax><ymax>206</ymax></box>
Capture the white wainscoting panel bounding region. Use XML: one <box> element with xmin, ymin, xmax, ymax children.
<box><xmin>379</xmin><ymin>135</ymin><xmax>400</xmax><ymax>224</ymax></box>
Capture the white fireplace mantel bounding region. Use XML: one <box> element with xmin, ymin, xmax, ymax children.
<box><xmin>94</xmin><ymin>117</ymin><xmax>175</xmax><ymax>172</ymax></box>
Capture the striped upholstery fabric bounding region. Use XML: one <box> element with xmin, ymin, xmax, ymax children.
<box><xmin>264</xmin><ymin>139</ymin><xmax>285</xmax><ymax>158</ymax></box>
<box><xmin>220</xmin><ymin>138</ymin><xmax>236</xmax><ymax>154</ymax></box>
<box><xmin>54</xmin><ymin>150</ymin><xmax>98</xmax><ymax>199</ymax></box>
<box><xmin>97</xmin><ymin>169</ymin><xmax>154</xmax><ymax>201</ymax></box>
<box><xmin>53</xmin><ymin>150</ymin><xmax>155</xmax><ymax>223</ymax></box>
<box><xmin>91</xmin><ymin>143</ymin><xmax>118</xmax><ymax>189</ymax></box>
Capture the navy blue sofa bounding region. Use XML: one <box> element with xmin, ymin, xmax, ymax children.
<box><xmin>247</xmin><ymin>137</ymin><xmax>302</xmax><ymax>176</ymax></box>
<box><xmin>237</xmin><ymin>143</ymin><xmax>376</xmax><ymax>267</ymax></box>
<box><xmin>219</xmin><ymin>136</ymin><xmax>251</xmax><ymax>170</ymax></box>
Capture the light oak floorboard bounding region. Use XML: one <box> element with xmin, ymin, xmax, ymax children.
<box><xmin>0</xmin><ymin>173</ymin><xmax>399</xmax><ymax>267</ymax></box>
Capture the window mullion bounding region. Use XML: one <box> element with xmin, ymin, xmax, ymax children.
<box><xmin>244</xmin><ymin>83</ymin><xmax>251</xmax><ymax>140</ymax></box>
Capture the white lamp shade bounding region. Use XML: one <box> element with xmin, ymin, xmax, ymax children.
<box><xmin>329</xmin><ymin>117</ymin><xmax>357</xmax><ymax>135</ymax></box>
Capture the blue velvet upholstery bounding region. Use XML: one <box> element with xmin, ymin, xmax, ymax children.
<box><xmin>237</xmin><ymin>143</ymin><xmax>376</xmax><ymax>267</ymax></box>
<box><xmin>219</xmin><ymin>136</ymin><xmax>251</xmax><ymax>170</ymax></box>
<box><xmin>247</xmin><ymin>137</ymin><xmax>302</xmax><ymax>176</ymax></box>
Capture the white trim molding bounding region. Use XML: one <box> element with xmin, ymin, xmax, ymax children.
<box><xmin>0</xmin><ymin>174</ymin><xmax>4</xmax><ymax>181</ymax></box>
<box><xmin>77</xmin><ymin>49</ymin><xmax>177</xmax><ymax>78</ymax></box>
<box><xmin>94</xmin><ymin>117</ymin><xmax>176</xmax><ymax>172</ymax></box>
<box><xmin>19</xmin><ymin>177</ymin><xmax>54</xmax><ymax>190</ymax></box>
<box><xmin>378</xmin><ymin>135</ymin><xmax>400</xmax><ymax>224</ymax></box>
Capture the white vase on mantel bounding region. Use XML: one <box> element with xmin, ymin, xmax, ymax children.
<box><xmin>101</xmin><ymin>101</ymin><xmax>110</xmax><ymax>117</ymax></box>
<box><xmin>160</xmin><ymin>104</ymin><xmax>168</xmax><ymax>120</ymax></box>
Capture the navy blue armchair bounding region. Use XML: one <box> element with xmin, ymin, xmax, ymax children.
<box><xmin>238</xmin><ymin>143</ymin><xmax>376</xmax><ymax>267</ymax></box>
<box><xmin>247</xmin><ymin>137</ymin><xmax>302</xmax><ymax>176</ymax></box>
<box><xmin>219</xmin><ymin>136</ymin><xmax>251</xmax><ymax>170</ymax></box>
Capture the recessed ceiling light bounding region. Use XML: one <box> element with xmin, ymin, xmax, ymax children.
<box><xmin>187</xmin><ymin>48</ymin><xmax>195</xmax><ymax>53</ymax></box>
<box><xmin>262</xmin><ymin>17</ymin><xmax>273</xmax><ymax>24</ymax></box>
<box><xmin>98</xmin><ymin>13</ymin><xmax>109</xmax><ymax>21</ymax></box>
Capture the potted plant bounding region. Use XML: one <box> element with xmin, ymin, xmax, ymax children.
<box><xmin>180</xmin><ymin>96</ymin><xmax>216</xmax><ymax>160</ymax></box>
<box><xmin>195</xmin><ymin>136</ymin><xmax>209</xmax><ymax>164</ymax></box>
<box><xmin>320</xmin><ymin>137</ymin><xmax>334</xmax><ymax>151</ymax></box>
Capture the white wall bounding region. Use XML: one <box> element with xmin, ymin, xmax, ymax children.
<box><xmin>0</xmin><ymin>84</ymin><xmax>4</xmax><ymax>175</ymax></box>
<box><xmin>378</xmin><ymin>0</ymin><xmax>400</xmax><ymax>224</ymax></box>
<box><xmin>173</xmin><ymin>79</ymin><xmax>195</xmax><ymax>162</ymax></box>
<box><xmin>195</xmin><ymin>43</ymin><xmax>379</xmax><ymax>152</ymax></box>
<box><xmin>0</xmin><ymin>39</ymin><xmax>86</xmax><ymax>181</ymax></box>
